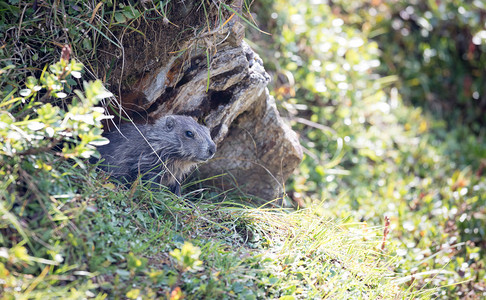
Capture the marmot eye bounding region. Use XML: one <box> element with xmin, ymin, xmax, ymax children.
<box><xmin>185</xmin><ymin>131</ymin><xmax>194</xmax><ymax>138</ymax></box>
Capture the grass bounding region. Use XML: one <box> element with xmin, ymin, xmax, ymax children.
<box><xmin>249</xmin><ymin>0</ymin><xmax>486</xmax><ymax>298</ymax></box>
<box><xmin>1</xmin><ymin>163</ymin><xmax>413</xmax><ymax>299</ymax></box>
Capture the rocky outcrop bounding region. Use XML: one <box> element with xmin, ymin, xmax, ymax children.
<box><xmin>199</xmin><ymin>89</ymin><xmax>303</xmax><ymax>201</ymax></box>
<box><xmin>112</xmin><ymin>22</ymin><xmax>303</xmax><ymax>201</ymax></box>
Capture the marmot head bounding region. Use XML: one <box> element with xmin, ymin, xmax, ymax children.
<box><xmin>149</xmin><ymin>115</ymin><xmax>216</xmax><ymax>163</ymax></box>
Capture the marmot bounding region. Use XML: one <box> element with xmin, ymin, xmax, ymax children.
<box><xmin>96</xmin><ymin>115</ymin><xmax>216</xmax><ymax>196</ymax></box>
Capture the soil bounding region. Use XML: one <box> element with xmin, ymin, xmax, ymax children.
<box><xmin>98</xmin><ymin>2</ymin><xmax>226</xmax><ymax>97</ymax></box>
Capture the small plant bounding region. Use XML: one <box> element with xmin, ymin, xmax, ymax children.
<box><xmin>167</xmin><ymin>242</ymin><xmax>204</xmax><ymax>299</ymax></box>
<box><xmin>0</xmin><ymin>49</ymin><xmax>112</xmax><ymax>297</ymax></box>
<box><xmin>170</xmin><ymin>242</ymin><xmax>203</xmax><ymax>273</ymax></box>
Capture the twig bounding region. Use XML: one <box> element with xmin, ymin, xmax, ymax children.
<box><xmin>17</xmin><ymin>138</ymin><xmax>61</xmax><ymax>156</ymax></box>
<box><xmin>381</xmin><ymin>215</ymin><xmax>390</xmax><ymax>251</ymax></box>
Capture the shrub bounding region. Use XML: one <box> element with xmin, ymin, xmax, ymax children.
<box><xmin>0</xmin><ymin>53</ymin><xmax>111</xmax><ymax>296</ymax></box>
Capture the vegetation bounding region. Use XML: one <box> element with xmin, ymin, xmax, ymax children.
<box><xmin>252</xmin><ymin>0</ymin><xmax>486</xmax><ymax>298</ymax></box>
<box><xmin>1</xmin><ymin>0</ymin><xmax>485</xmax><ymax>299</ymax></box>
<box><xmin>370</xmin><ymin>0</ymin><xmax>486</xmax><ymax>131</ymax></box>
<box><xmin>0</xmin><ymin>54</ymin><xmax>400</xmax><ymax>298</ymax></box>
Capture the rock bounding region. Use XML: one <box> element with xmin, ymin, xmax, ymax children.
<box><xmin>111</xmin><ymin>23</ymin><xmax>303</xmax><ymax>201</ymax></box>
<box><xmin>199</xmin><ymin>89</ymin><xmax>303</xmax><ymax>202</ymax></box>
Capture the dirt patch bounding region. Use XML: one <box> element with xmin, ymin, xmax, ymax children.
<box><xmin>98</xmin><ymin>2</ymin><xmax>230</xmax><ymax>98</ymax></box>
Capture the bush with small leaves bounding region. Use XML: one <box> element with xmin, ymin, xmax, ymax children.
<box><xmin>0</xmin><ymin>54</ymin><xmax>112</xmax><ymax>296</ymax></box>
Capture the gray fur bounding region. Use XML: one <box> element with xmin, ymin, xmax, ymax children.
<box><xmin>96</xmin><ymin>115</ymin><xmax>216</xmax><ymax>195</ymax></box>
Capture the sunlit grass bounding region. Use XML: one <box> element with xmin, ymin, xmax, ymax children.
<box><xmin>252</xmin><ymin>0</ymin><xmax>486</xmax><ymax>298</ymax></box>
<box><xmin>1</xmin><ymin>162</ymin><xmax>419</xmax><ymax>298</ymax></box>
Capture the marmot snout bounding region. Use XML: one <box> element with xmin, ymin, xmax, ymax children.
<box><xmin>96</xmin><ymin>115</ymin><xmax>216</xmax><ymax>196</ymax></box>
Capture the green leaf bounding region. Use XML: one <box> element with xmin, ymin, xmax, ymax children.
<box><xmin>122</xmin><ymin>7</ymin><xmax>136</xmax><ymax>19</ymax></box>
<box><xmin>114</xmin><ymin>12</ymin><xmax>126</xmax><ymax>23</ymax></box>
<box><xmin>82</xmin><ymin>38</ymin><xmax>92</xmax><ymax>50</ymax></box>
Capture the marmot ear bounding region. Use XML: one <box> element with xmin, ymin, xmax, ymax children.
<box><xmin>165</xmin><ymin>116</ymin><xmax>175</xmax><ymax>131</ymax></box>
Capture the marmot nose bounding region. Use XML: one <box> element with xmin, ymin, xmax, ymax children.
<box><xmin>208</xmin><ymin>143</ymin><xmax>216</xmax><ymax>157</ymax></box>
